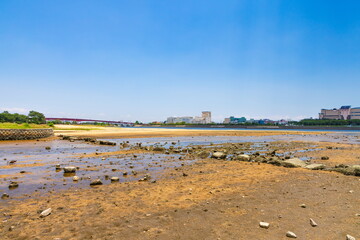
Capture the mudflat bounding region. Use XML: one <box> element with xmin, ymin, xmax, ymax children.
<box><xmin>0</xmin><ymin>128</ymin><xmax>359</xmax><ymax>240</ymax></box>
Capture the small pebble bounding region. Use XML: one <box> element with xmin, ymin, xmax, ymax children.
<box><xmin>259</xmin><ymin>222</ymin><xmax>270</xmax><ymax>229</ymax></box>
<box><xmin>286</xmin><ymin>231</ymin><xmax>297</xmax><ymax>238</ymax></box>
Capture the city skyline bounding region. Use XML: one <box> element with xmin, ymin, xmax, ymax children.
<box><xmin>1</xmin><ymin>1</ymin><xmax>360</xmax><ymax>122</ymax></box>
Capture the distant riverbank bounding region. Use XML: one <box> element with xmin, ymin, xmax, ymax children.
<box><xmin>139</xmin><ymin>124</ymin><xmax>360</xmax><ymax>131</ymax></box>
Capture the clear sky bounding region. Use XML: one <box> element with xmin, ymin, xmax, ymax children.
<box><xmin>1</xmin><ymin>0</ymin><xmax>360</xmax><ymax>123</ymax></box>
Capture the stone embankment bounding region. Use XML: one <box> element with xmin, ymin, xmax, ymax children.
<box><xmin>0</xmin><ymin>128</ymin><xmax>53</xmax><ymax>140</ymax></box>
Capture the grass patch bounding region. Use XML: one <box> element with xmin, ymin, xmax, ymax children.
<box><xmin>0</xmin><ymin>123</ymin><xmax>50</xmax><ymax>129</ymax></box>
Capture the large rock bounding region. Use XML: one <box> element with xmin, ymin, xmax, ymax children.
<box><xmin>211</xmin><ymin>152</ymin><xmax>227</xmax><ymax>159</ymax></box>
<box><xmin>90</xmin><ymin>179</ymin><xmax>103</xmax><ymax>185</ymax></box>
<box><xmin>304</xmin><ymin>164</ymin><xmax>325</xmax><ymax>170</ymax></box>
<box><xmin>63</xmin><ymin>166</ymin><xmax>76</xmax><ymax>173</ymax></box>
<box><xmin>283</xmin><ymin>158</ymin><xmax>307</xmax><ymax>168</ymax></box>
<box><xmin>197</xmin><ymin>151</ymin><xmax>209</xmax><ymax>159</ymax></box>
<box><xmin>351</xmin><ymin>165</ymin><xmax>360</xmax><ymax>170</ymax></box>
<box><xmin>234</xmin><ymin>154</ymin><xmax>251</xmax><ymax>161</ymax></box>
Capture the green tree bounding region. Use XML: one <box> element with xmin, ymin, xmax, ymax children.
<box><xmin>28</xmin><ymin>111</ymin><xmax>46</xmax><ymax>124</ymax></box>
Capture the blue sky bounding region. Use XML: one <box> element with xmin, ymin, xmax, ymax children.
<box><xmin>1</xmin><ymin>0</ymin><xmax>360</xmax><ymax>122</ymax></box>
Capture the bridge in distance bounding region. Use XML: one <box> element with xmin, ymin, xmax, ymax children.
<box><xmin>46</xmin><ymin>118</ymin><xmax>134</xmax><ymax>126</ymax></box>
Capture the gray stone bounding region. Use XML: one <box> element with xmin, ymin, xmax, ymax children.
<box><xmin>63</xmin><ymin>166</ymin><xmax>76</xmax><ymax>173</ymax></box>
<box><xmin>286</xmin><ymin>231</ymin><xmax>297</xmax><ymax>238</ymax></box>
<box><xmin>211</xmin><ymin>152</ymin><xmax>227</xmax><ymax>159</ymax></box>
<box><xmin>259</xmin><ymin>222</ymin><xmax>270</xmax><ymax>229</ymax></box>
<box><xmin>40</xmin><ymin>208</ymin><xmax>52</xmax><ymax>218</ymax></box>
<box><xmin>90</xmin><ymin>179</ymin><xmax>103</xmax><ymax>185</ymax></box>
<box><xmin>305</xmin><ymin>164</ymin><xmax>326</xmax><ymax>170</ymax></box>
<box><xmin>283</xmin><ymin>158</ymin><xmax>307</xmax><ymax>168</ymax></box>
<box><xmin>309</xmin><ymin>218</ymin><xmax>317</xmax><ymax>227</ymax></box>
<box><xmin>346</xmin><ymin>235</ymin><xmax>356</xmax><ymax>240</ymax></box>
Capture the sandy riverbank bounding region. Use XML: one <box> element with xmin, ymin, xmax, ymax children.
<box><xmin>53</xmin><ymin>125</ymin><xmax>321</xmax><ymax>139</ymax></box>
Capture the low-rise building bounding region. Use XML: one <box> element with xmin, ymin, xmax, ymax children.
<box><xmin>166</xmin><ymin>111</ymin><xmax>212</xmax><ymax>124</ymax></box>
<box><xmin>319</xmin><ymin>105</ymin><xmax>360</xmax><ymax>120</ymax></box>
<box><xmin>223</xmin><ymin>116</ymin><xmax>246</xmax><ymax>124</ymax></box>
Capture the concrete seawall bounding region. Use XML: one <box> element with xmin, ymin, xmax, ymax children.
<box><xmin>0</xmin><ymin>128</ymin><xmax>54</xmax><ymax>140</ymax></box>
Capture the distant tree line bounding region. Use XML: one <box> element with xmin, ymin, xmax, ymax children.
<box><xmin>290</xmin><ymin>119</ymin><xmax>360</xmax><ymax>126</ymax></box>
<box><xmin>0</xmin><ymin>111</ymin><xmax>46</xmax><ymax>124</ymax></box>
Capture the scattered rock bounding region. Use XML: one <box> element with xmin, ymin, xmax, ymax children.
<box><xmin>300</xmin><ymin>204</ymin><xmax>306</xmax><ymax>208</ymax></box>
<box><xmin>63</xmin><ymin>166</ymin><xmax>76</xmax><ymax>173</ymax></box>
<box><xmin>305</xmin><ymin>164</ymin><xmax>326</xmax><ymax>170</ymax></box>
<box><xmin>90</xmin><ymin>179</ymin><xmax>103</xmax><ymax>185</ymax></box>
<box><xmin>346</xmin><ymin>235</ymin><xmax>356</xmax><ymax>240</ymax></box>
<box><xmin>286</xmin><ymin>231</ymin><xmax>297</xmax><ymax>238</ymax></box>
<box><xmin>235</xmin><ymin>154</ymin><xmax>251</xmax><ymax>161</ymax></box>
<box><xmin>1</xmin><ymin>193</ymin><xmax>9</xmax><ymax>199</ymax></box>
<box><xmin>45</xmin><ymin>146</ymin><xmax>51</xmax><ymax>150</ymax></box>
<box><xmin>283</xmin><ymin>158</ymin><xmax>307</xmax><ymax>168</ymax></box>
<box><xmin>259</xmin><ymin>222</ymin><xmax>270</xmax><ymax>229</ymax></box>
<box><xmin>321</xmin><ymin>156</ymin><xmax>329</xmax><ymax>160</ymax></box>
<box><xmin>197</xmin><ymin>151</ymin><xmax>209</xmax><ymax>159</ymax></box>
<box><xmin>110</xmin><ymin>177</ymin><xmax>120</xmax><ymax>182</ymax></box>
<box><xmin>211</xmin><ymin>152</ymin><xmax>227</xmax><ymax>159</ymax></box>
<box><xmin>8</xmin><ymin>182</ymin><xmax>19</xmax><ymax>189</ymax></box>
<box><xmin>73</xmin><ymin>176</ymin><xmax>80</xmax><ymax>181</ymax></box>
<box><xmin>309</xmin><ymin>218</ymin><xmax>317</xmax><ymax>227</ymax></box>
<box><xmin>40</xmin><ymin>208</ymin><xmax>52</xmax><ymax>218</ymax></box>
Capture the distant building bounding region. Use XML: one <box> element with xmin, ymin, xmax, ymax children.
<box><xmin>223</xmin><ymin>116</ymin><xmax>246</xmax><ymax>124</ymax></box>
<box><xmin>166</xmin><ymin>116</ymin><xmax>193</xmax><ymax>124</ymax></box>
<box><xmin>166</xmin><ymin>111</ymin><xmax>211</xmax><ymax>124</ymax></box>
<box><xmin>319</xmin><ymin>106</ymin><xmax>360</xmax><ymax>120</ymax></box>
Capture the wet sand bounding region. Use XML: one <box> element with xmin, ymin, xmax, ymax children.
<box><xmin>1</xmin><ymin>129</ymin><xmax>360</xmax><ymax>239</ymax></box>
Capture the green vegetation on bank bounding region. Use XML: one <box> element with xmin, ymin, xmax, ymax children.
<box><xmin>290</xmin><ymin>119</ymin><xmax>360</xmax><ymax>126</ymax></box>
<box><xmin>0</xmin><ymin>123</ymin><xmax>50</xmax><ymax>129</ymax></box>
<box><xmin>0</xmin><ymin>111</ymin><xmax>46</xmax><ymax>124</ymax></box>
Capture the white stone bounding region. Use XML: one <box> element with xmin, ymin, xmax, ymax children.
<box><xmin>286</xmin><ymin>231</ymin><xmax>297</xmax><ymax>238</ymax></box>
<box><xmin>63</xmin><ymin>166</ymin><xmax>76</xmax><ymax>173</ymax></box>
<box><xmin>346</xmin><ymin>235</ymin><xmax>356</xmax><ymax>240</ymax></box>
<box><xmin>40</xmin><ymin>208</ymin><xmax>52</xmax><ymax>218</ymax></box>
<box><xmin>309</xmin><ymin>218</ymin><xmax>317</xmax><ymax>227</ymax></box>
<box><xmin>259</xmin><ymin>222</ymin><xmax>270</xmax><ymax>229</ymax></box>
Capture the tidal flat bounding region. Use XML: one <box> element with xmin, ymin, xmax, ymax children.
<box><xmin>1</xmin><ymin>129</ymin><xmax>360</xmax><ymax>239</ymax></box>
